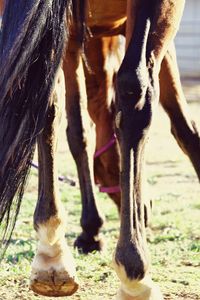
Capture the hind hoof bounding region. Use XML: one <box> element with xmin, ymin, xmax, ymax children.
<box><xmin>30</xmin><ymin>238</ymin><xmax>78</xmax><ymax>297</ymax></box>
<box><xmin>74</xmin><ymin>233</ymin><xmax>104</xmax><ymax>254</ymax></box>
<box><xmin>30</xmin><ymin>269</ymin><xmax>78</xmax><ymax>297</ymax></box>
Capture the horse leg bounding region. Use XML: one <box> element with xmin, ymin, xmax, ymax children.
<box><xmin>63</xmin><ymin>37</ymin><xmax>104</xmax><ymax>253</ymax></box>
<box><xmin>30</xmin><ymin>69</ymin><xmax>78</xmax><ymax>297</ymax></box>
<box><xmin>112</xmin><ymin>0</ymin><xmax>185</xmax><ymax>299</ymax></box>
<box><xmin>83</xmin><ymin>36</ymin><xmax>122</xmax><ymax>209</ymax></box>
<box><xmin>160</xmin><ymin>44</ymin><xmax>200</xmax><ymax>180</ymax></box>
<box><xmin>0</xmin><ymin>0</ymin><xmax>4</xmax><ymax>16</ymax></box>
<box><xmin>83</xmin><ymin>35</ymin><xmax>151</xmax><ymax>226</ymax></box>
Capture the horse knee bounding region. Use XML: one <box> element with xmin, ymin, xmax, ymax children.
<box><xmin>116</xmin><ymin>74</ymin><xmax>153</xmax><ymax>149</ymax></box>
<box><xmin>117</xmin><ymin>69</ymin><xmax>147</xmax><ymax>101</ymax></box>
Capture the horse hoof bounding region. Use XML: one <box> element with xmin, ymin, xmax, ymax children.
<box><xmin>30</xmin><ymin>269</ymin><xmax>79</xmax><ymax>297</ymax></box>
<box><xmin>30</xmin><ymin>240</ymin><xmax>78</xmax><ymax>297</ymax></box>
<box><xmin>74</xmin><ymin>233</ymin><xmax>104</xmax><ymax>254</ymax></box>
<box><xmin>115</xmin><ymin>281</ymin><xmax>163</xmax><ymax>300</ymax></box>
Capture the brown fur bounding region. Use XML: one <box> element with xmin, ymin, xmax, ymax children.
<box><xmin>0</xmin><ymin>0</ymin><xmax>3</xmax><ymax>15</ymax></box>
<box><xmin>63</xmin><ymin>0</ymin><xmax>200</xmax><ymax>258</ymax></box>
<box><xmin>26</xmin><ymin>0</ymin><xmax>200</xmax><ymax>294</ymax></box>
<box><xmin>1</xmin><ymin>0</ymin><xmax>200</xmax><ymax>298</ymax></box>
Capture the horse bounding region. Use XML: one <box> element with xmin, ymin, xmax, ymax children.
<box><xmin>0</xmin><ymin>0</ymin><xmax>200</xmax><ymax>299</ymax></box>
<box><xmin>0</xmin><ymin>0</ymin><xmax>3</xmax><ymax>15</ymax></box>
<box><xmin>64</xmin><ymin>0</ymin><xmax>200</xmax><ymax>256</ymax></box>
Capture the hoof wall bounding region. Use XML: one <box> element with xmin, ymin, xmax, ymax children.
<box><xmin>30</xmin><ymin>270</ymin><xmax>78</xmax><ymax>297</ymax></box>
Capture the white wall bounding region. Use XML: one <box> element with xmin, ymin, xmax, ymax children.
<box><xmin>175</xmin><ymin>0</ymin><xmax>200</xmax><ymax>78</ymax></box>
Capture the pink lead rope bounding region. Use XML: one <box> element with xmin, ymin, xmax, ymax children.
<box><xmin>99</xmin><ymin>185</ymin><xmax>121</xmax><ymax>193</ymax></box>
<box><xmin>94</xmin><ymin>133</ymin><xmax>121</xmax><ymax>194</ymax></box>
<box><xmin>94</xmin><ymin>134</ymin><xmax>117</xmax><ymax>159</ymax></box>
<box><xmin>31</xmin><ymin>134</ymin><xmax>121</xmax><ymax>194</ymax></box>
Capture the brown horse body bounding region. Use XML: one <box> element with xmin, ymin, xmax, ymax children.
<box><xmin>0</xmin><ymin>0</ymin><xmax>3</xmax><ymax>15</ymax></box>
<box><xmin>32</xmin><ymin>1</ymin><xmax>200</xmax><ymax>298</ymax></box>
<box><xmin>62</xmin><ymin>0</ymin><xmax>200</xmax><ymax>252</ymax></box>
<box><xmin>1</xmin><ymin>1</ymin><xmax>200</xmax><ymax>299</ymax></box>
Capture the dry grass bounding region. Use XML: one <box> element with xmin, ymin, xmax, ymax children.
<box><xmin>0</xmin><ymin>96</ymin><xmax>199</xmax><ymax>300</ymax></box>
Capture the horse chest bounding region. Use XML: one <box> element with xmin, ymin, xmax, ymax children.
<box><xmin>87</xmin><ymin>0</ymin><xmax>127</xmax><ymax>30</ymax></box>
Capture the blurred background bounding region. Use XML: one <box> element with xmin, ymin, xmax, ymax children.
<box><xmin>175</xmin><ymin>0</ymin><xmax>200</xmax><ymax>102</ymax></box>
<box><xmin>175</xmin><ymin>0</ymin><xmax>200</xmax><ymax>79</ymax></box>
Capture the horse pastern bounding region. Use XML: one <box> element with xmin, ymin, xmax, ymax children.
<box><xmin>74</xmin><ymin>233</ymin><xmax>104</xmax><ymax>254</ymax></box>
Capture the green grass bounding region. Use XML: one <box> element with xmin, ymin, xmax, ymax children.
<box><xmin>0</xmin><ymin>103</ymin><xmax>200</xmax><ymax>300</ymax></box>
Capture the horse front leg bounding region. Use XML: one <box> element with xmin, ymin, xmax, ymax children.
<box><xmin>113</xmin><ymin>72</ymin><xmax>162</xmax><ymax>300</ymax></box>
<box><xmin>112</xmin><ymin>0</ymin><xmax>185</xmax><ymax>299</ymax></box>
<box><xmin>113</xmin><ymin>31</ymin><xmax>162</xmax><ymax>300</ymax></box>
<box><xmin>63</xmin><ymin>37</ymin><xmax>104</xmax><ymax>254</ymax></box>
<box><xmin>30</xmin><ymin>69</ymin><xmax>78</xmax><ymax>297</ymax></box>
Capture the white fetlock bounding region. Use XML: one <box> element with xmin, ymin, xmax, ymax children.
<box><xmin>113</xmin><ymin>261</ymin><xmax>163</xmax><ymax>300</ymax></box>
<box><xmin>30</xmin><ymin>217</ymin><xmax>78</xmax><ymax>297</ymax></box>
<box><xmin>116</xmin><ymin>276</ymin><xmax>163</xmax><ymax>300</ymax></box>
<box><xmin>30</xmin><ymin>238</ymin><xmax>78</xmax><ymax>297</ymax></box>
<box><xmin>31</xmin><ymin>237</ymin><xmax>76</xmax><ymax>274</ymax></box>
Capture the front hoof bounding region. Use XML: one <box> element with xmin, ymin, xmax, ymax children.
<box><xmin>115</xmin><ymin>280</ymin><xmax>163</xmax><ymax>300</ymax></box>
<box><xmin>30</xmin><ymin>269</ymin><xmax>78</xmax><ymax>297</ymax></box>
<box><xmin>74</xmin><ymin>233</ymin><xmax>104</xmax><ymax>254</ymax></box>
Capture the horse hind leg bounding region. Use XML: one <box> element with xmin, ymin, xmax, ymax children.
<box><xmin>160</xmin><ymin>43</ymin><xmax>200</xmax><ymax>180</ymax></box>
<box><xmin>30</xmin><ymin>69</ymin><xmax>78</xmax><ymax>297</ymax></box>
<box><xmin>63</xmin><ymin>37</ymin><xmax>104</xmax><ymax>254</ymax></box>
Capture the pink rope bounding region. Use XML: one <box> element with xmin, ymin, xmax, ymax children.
<box><xmin>99</xmin><ymin>185</ymin><xmax>121</xmax><ymax>194</ymax></box>
<box><xmin>94</xmin><ymin>133</ymin><xmax>120</xmax><ymax>194</ymax></box>
<box><xmin>94</xmin><ymin>134</ymin><xmax>117</xmax><ymax>158</ymax></box>
<box><xmin>31</xmin><ymin>162</ymin><xmax>76</xmax><ymax>186</ymax></box>
<box><xmin>31</xmin><ymin>133</ymin><xmax>120</xmax><ymax>194</ymax></box>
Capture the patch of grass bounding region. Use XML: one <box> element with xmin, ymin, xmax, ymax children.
<box><xmin>190</xmin><ymin>241</ymin><xmax>200</xmax><ymax>252</ymax></box>
<box><xmin>0</xmin><ymin>104</ymin><xmax>200</xmax><ymax>299</ymax></box>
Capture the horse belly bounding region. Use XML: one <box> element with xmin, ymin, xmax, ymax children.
<box><xmin>87</xmin><ymin>0</ymin><xmax>127</xmax><ymax>30</ymax></box>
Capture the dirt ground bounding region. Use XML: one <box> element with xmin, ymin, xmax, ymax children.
<box><xmin>0</xmin><ymin>79</ymin><xmax>199</xmax><ymax>300</ymax></box>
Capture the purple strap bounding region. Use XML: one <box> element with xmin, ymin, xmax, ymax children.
<box><xmin>94</xmin><ymin>134</ymin><xmax>120</xmax><ymax>194</ymax></box>
<box><xmin>94</xmin><ymin>134</ymin><xmax>117</xmax><ymax>158</ymax></box>
<box><xmin>31</xmin><ymin>133</ymin><xmax>120</xmax><ymax>194</ymax></box>
<box><xmin>99</xmin><ymin>185</ymin><xmax>121</xmax><ymax>194</ymax></box>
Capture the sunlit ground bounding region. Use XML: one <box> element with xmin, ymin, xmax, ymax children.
<box><xmin>0</xmin><ymin>81</ymin><xmax>199</xmax><ymax>300</ymax></box>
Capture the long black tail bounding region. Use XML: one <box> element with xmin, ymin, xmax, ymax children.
<box><xmin>0</xmin><ymin>0</ymin><xmax>73</xmax><ymax>259</ymax></box>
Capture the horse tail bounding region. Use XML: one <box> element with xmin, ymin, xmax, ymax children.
<box><xmin>0</xmin><ymin>0</ymin><xmax>76</xmax><ymax>259</ymax></box>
